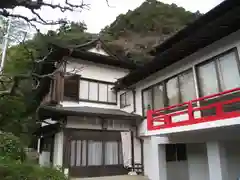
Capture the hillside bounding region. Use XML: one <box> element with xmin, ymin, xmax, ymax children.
<box><xmin>101</xmin><ymin>0</ymin><xmax>202</xmax><ymax>62</ymax></box>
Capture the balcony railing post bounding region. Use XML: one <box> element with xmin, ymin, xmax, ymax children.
<box><xmin>188</xmin><ymin>101</ymin><xmax>194</xmax><ymax>122</ymax></box>
<box><xmin>215</xmin><ymin>104</ymin><xmax>224</xmax><ymax>116</ymax></box>
<box><xmin>147</xmin><ymin>110</ymin><xmax>154</xmax><ymax>130</ymax></box>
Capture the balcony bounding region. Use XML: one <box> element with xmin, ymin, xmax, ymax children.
<box><xmin>147</xmin><ymin>88</ymin><xmax>240</xmax><ymax>135</ymax></box>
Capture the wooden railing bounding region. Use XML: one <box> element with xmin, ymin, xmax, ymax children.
<box><xmin>147</xmin><ymin>87</ymin><xmax>240</xmax><ymax>131</ymax></box>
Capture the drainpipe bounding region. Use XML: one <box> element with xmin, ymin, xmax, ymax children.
<box><xmin>132</xmin><ymin>89</ymin><xmax>136</xmax><ymax>113</ymax></box>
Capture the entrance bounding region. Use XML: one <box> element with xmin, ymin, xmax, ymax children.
<box><xmin>64</xmin><ymin>129</ymin><xmax>128</xmax><ymax>178</ymax></box>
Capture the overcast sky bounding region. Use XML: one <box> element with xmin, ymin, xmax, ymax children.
<box><xmin>14</xmin><ymin>0</ymin><xmax>224</xmax><ymax>33</ymax></box>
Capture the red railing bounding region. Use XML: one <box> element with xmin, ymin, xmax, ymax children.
<box><xmin>147</xmin><ymin>87</ymin><xmax>240</xmax><ymax>131</ymax></box>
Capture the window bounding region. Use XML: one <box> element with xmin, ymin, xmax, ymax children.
<box><xmin>120</xmin><ymin>91</ymin><xmax>131</xmax><ymax>108</ymax></box>
<box><xmin>142</xmin><ymin>88</ymin><xmax>153</xmax><ymax>116</ymax></box>
<box><xmin>79</xmin><ymin>78</ymin><xmax>117</xmax><ymax>104</ymax></box>
<box><xmin>64</xmin><ymin>75</ymin><xmax>80</xmax><ymax>101</ymax></box>
<box><xmin>153</xmin><ymin>84</ymin><xmax>164</xmax><ymax>110</ymax></box>
<box><xmin>142</xmin><ymin>69</ymin><xmax>196</xmax><ymax>116</ymax></box>
<box><xmin>166</xmin><ymin>77</ymin><xmax>179</xmax><ymax>105</ymax></box>
<box><xmin>166</xmin><ymin>70</ymin><xmax>195</xmax><ymax>105</ymax></box>
<box><xmin>70</xmin><ymin>140</ymin><xmax>123</xmax><ymax>167</ymax></box>
<box><xmin>198</xmin><ymin>49</ymin><xmax>240</xmax><ymax>96</ymax></box>
<box><xmin>166</xmin><ymin>144</ymin><xmax>187</xmax><ymax>162</ymax></box>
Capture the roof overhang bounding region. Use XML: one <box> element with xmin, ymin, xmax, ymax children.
<box><xmin>38</xmin><ymin>105</ymin><xmax>143</xmax><ymax>124</ymax></box>
<box><xmin>115</xmin><ymin>0</ymin><xmax>240</xmax><ymax>90</ymax></box>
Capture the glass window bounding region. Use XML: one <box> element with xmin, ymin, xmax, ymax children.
<box><xmin>99</xmin><ymin>84</ymin><xmax>108</xmax><ymax>102</ymax></box>
<box><xmin>108</xmin><ymin>85</ymin><xmax>116</xmax><ymax>103</ymax></box>
<box><xmin>179</xmin><ymin>70</ymin><xmax>196</xmax><ymax>102</ymax></box>
<box><xmin>88</xmin><ymin>141</ymin><xmax>103</xmax><ymax>166</ymax></box>
<box><xmin>198</xmin><ymin>61</ymin><xmax>219</xmax><ymax>96</ymax></box>
<box><xmin>89</xmin><ymin>82</ymin><xmax>98</xmax><ymax>101</ymax></box>
<box><xmin>166</xmin><ymin>144</ymin><xmax>187</xmax><ymax>162</ymax></box>
<box><xmin>105</xmin><ymin>141</ymin><xmax>119</xmax><ymax>165</ymax></box>
<box><xmin>70</xmin><ymin>140</ymin><xmax>76</xmax><ymax>166</ymax></box>
<box><xmin>120</xmin><ymin>91</ymin><xmax>131</xmax><ymax>108</ymax></box>
<box><xmin>143</xmin><ymin>89</ymin><xmax>153</xmax><ymax>116</ymax></box>
<box><xmin>166</xmin><ymin>77</ymin><xmax>179</xmax><ymax>105</ymax></box>
<box><xmin>80</xmin><ymin>80</ymin><xmax>89</xmax><ymax>99</ymax></box>
<box><xmin>218</xmin><ymin>52</ymin><xmax>240</xmax><ymax>91</ymax></box>
<box><xmin>153</xmin><ymin>84</ymin><xmax>164</xmax><ymax>109</ymax></box>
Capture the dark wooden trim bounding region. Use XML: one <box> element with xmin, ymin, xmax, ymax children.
<box><xmin>130</xmin><ymin>131</ymin><xmax>135</xmax><ymax>169</ymax></box>
<box><xmin>133</xmin><ymin>89</ymin><xmax>136</xmax><ymax>113</ymax></box>
<box><xmin>78</xmin><ymin>98</ymin><xmax>117</xmax><ymax>105</ymax></box>
<box><xmin>140</xmin><ymin>138</ymin><xmax>144</xmax><ymax>174</ymax></box>
<box><xmin>80</xmin><ymin>77</ymin><xmax>115</xmax><ymax>85</ymax></box>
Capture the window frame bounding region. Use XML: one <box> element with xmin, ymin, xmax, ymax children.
<box><xmin>63</xmin><ymin>75</ymin><xmax>80</xmax><ymax>102</ymax></box>
<box><xmin>196</xmin><ymin>47</ymin><xmax>240</xmax><ymax>97</ymax></box>
<box><xmin>79</xmin><ymin>77</ymin><xmax>117</xmax><ymax>105</ymax></box>
<box><xmin>165</xmin><ymin>144</ymin><xmax>187</xmax><ymax>162</ymax></box>
<box><xmin>120</xmin><ymin>91</ymin><xmax>131</xmax><ymax>108</ymax></box>
<box><xmin>69</xmin><ymin>139</ymin><xmax>123</xmax><ymax>167</ymax></box>
<box><xmin>141</xmin><ymin>68</ymin><xmax>195</xmax><ymax>117</ymax></box>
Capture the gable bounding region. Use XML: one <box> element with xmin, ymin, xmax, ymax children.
<box><xmin>87</xmin><ymin>47</ymin><xmax>110</xmax><ymax>56</ymax></box>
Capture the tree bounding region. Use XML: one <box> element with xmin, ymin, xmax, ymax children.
<box><xmin>0</xmin><ymin>0</ymin><xmax>111</xmax><ymax>28</ymax></box>
<box><xmin>0</xmin><ymin>16</ymin><xmax>32</xmax><ymax>47</ymax></box>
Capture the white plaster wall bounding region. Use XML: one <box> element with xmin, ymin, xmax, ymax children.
<box><xmin>39</xmin><ymin>151</ymin><xmax>50</xmax><ymax>167</ymax></box>
<box><xmin>224</xmin><ymin>141</ymin><xmax>240</xmax><ymax>180</ymax></box>
<box><xmin>66</xmin><ymin>59</ymin><xmax>129</xmax><ymax>82</ymax></box>
<box><xmin>187</xmin><ymin>143</ymin><xmax>209</xmax><ymax>180</ymax></box>
<box><xmin>167</xmin><ymin>161</ymin><xmax>189</xmax><ymax>180</ymax></box>
<box><xmin>136</xmin><ymin>29</ymin><xmax>240</xmax><ymax>136</ymax></box>
<box><xmin>53</xmin><ymin>131</ymin><xmax>64</xmax><ymax>167</ymax></box>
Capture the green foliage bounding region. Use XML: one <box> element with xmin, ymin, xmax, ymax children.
<box><xmin>0</xmin><ymin>132</ymin><xmax>26</xmax><ymax>162</ymax></box>
<box><xmin>0</xmin><ymin>161</ymin><xmax>67</xmax><ymax>180</ymax></box>
<box><xmin>102</xmin><ymin>0</ymin><xmax>201</xmax><ymax>37</ymax></box>
<box><xmin>101</xmin><ymin>0</ymin><xmax>202</xmax><ymax>62</ymax></box>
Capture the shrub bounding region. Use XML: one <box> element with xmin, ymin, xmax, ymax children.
<box><xmin>0</xmin><ymin>161</ymin><xmax>67</xmax><ymax>180</ymax></box>
<box><xmin>0</xmin><ymin>132</ymin><xmax>26</xmax><ymax>161</ymax></box>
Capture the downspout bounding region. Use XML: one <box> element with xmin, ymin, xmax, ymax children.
<box><xmin>132</xmin><ymin>89</ymin><xmax>136</xmax><ymax>113</ymax></box>
<box><xmin>135</xmin><ymin>125</ymin><xmax>144</xmax><ymax>175</ymax></box>
<box><xmin>130</xmin><ymin>129</ymin><xmax>135</xmax><ymax>171</ymax></box>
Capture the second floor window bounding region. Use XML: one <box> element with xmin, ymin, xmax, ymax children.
<box><xmin>120</xmin><ymin>91</ymin><xmax>131</xmax><ymax>108</ymax></box>
<box><xmin>79</xmin><ymin>78</ymin><xmax>117</xmax><ymax>104</ymax></box>
<box><xmin>142</xmin><ymin>69</ymin><xmax>196</xmax><ymax>116</ymax></box>
<box><xmin>64</xmin><ymin>75</ymin><xmax>80</xmax><ymax>101</ymax></box>
<box><xmin>197</xmin><ymin>49</ymin><xmax>240</xmax><ymax>96</ymax></box>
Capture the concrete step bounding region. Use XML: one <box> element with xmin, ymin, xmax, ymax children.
<box><xmin>72</xmin><ymin>175</ymin><xmax>149</xmax><ymax>180</ymax></box>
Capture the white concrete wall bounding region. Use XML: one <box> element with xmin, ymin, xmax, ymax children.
<box><xmin>224</xmin><ymin>141</ymin><xmax>240</xmax><ymax>180</ymax></box>
<box><xmin>66</xmin><ymin>59</ymin><xmax>129</xmax><ymax>83</ymax></box>
<box><xmin>136</xmin><ymin>29</ymin><xmax>240</xmax><ymax>136</ymax></box>
<box><xmin>187</xmin><ymin>143</ymin><xmax>209</xmax><ymax>180</ymax></box>
<box><xmin>53</xmin><ymin>131</ymin><xmax>64</xmax><ymax>167</ymax></box>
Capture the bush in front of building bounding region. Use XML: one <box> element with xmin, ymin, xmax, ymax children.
<box><xmin>0</xmin><ymin>161</ymin><xmax>67</xmax><ymax>180</ymax></box>
<box><xmin>0</xmin><ymin>132</ymin><xmax>26</xmax><ymax>162</ymax></box>
<box><xmin>0</xmin><ymin>132</ymin><xmax>67</xmax><ymax>180</ymax></box>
